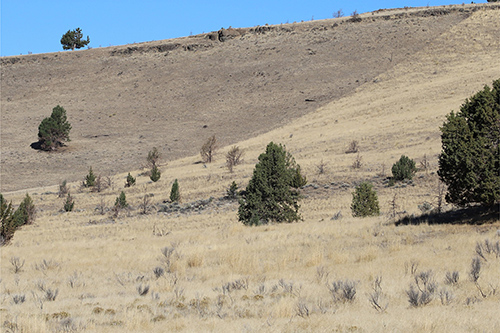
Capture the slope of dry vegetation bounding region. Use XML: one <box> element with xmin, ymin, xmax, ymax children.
<box><xmin>1</xmin><ymin>3</ymin><xmax>500</xmax><ymax>332</ymax></box>
<box><xmin>1</xmin><ymin>4</ymin><xmax>493</xmax><ymax>192</ymax></box>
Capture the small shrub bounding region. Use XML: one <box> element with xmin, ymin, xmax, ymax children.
<box><xmin>439</xmin><ymin>288</ymin><xmax>454</xmax><ymax>305</ymax></box>
<box><xmin>45</xmin><ymin>288</ymin><xmax>59</xmax><ymax>301</ymax></box>
<box><xmin>91</xmin><ymin>175</ymin><xmax>109</xmax><ymax>193</ymax></box>
<box><xmin>147</xmin><ymin>147</ymin><xmax>160</xmax><ymax>169</ymax></box>
<box><xmin>444</xmin><ymin>271</ymin><xmax>459</xmax><ymax>285</ymax></box>
<box><xmin>469</xmin><ymin>257</ymin><xmax>481</xmax><ymax>283</ymax></box>
<box><xmin>63</xmin><ymin>193</ymin><xmax>75</xmax><ymax>212</ymax></box>
<box><xmin>200</xmin><ymin>135</ymin><xmax>218</xmax><ymax>163</ymax></box>
<box><xmin>125</xmin><ymin>173</ymin><xmax>136</xmax><ymax>187</ymax></box>
<box><xmin>368</xmin><ymin>276</ymin><xmax>388</xmax><ymax>312</ymax></box>
<box><xmin>10</xmin><ymin>257</ymin><xmax>25</xmax><ymax>273</ymax></box>
<box><xmin>345</xmin><ymin>140</ymin><xmax>359</xmax><ymax>154</ymax></box>
<box><xmin>115</xmin><ymin>191</ymin><xmax>128</xmax><ymax>209</ymax></box>
<box><xmin>226</xmin><ymin>145</ymin><xmax>244</xmax><ymax>172</ymax></box>
<box><xmin>58</xmin><ymin>180</ymin><xmax>69</xmax><ymax>198</ymax></box>
<box><xmin>84</xmin><ymin>167</ymin><xmax>96</xmax><ymax>188</ymax></box>
<box><xmin>392</xmin><ymin>155</ymin><xmax>417</xmax><ymax>181</ymax></box>
<box><xmin>226</xmin><ymin>181</ymin><xmax>239</xmax><ymax>199</ymax></box>
<box><xmin>150</xmin><ymin>165</ymin><xmax>161</xmax><ymax>182</ymax></box>
<box><xmin>333</xmin><ymin>9</ymin><xmax>344</xmax><ymax>18</ymax></box>
<box><xmin>351</xmin><ymin>182</ymin><xmax>380</xmax><ymax>217</ymax></box>
<box><xmin>137</xmin><ymin>284</ymin><xmax>150</xmax><ymax>296</ymax></box>
<box><xmin>406</xmin><ymin>284</ymin><xmax>432</xmax><ymax>307</ymax></box>
<box><xmin>12</xmin><ymin>294</ymin><xmax>26</xmax><ymax>304</ymax></box>
<box><xmin>350</xmin><ymin>10</ymin><xmax>362</xmax><ymax>22</ymax></box>
<box><xmin>351</xmin><ymin>153</ymin><xmax>362</xmax><ymax>169</ymax></box>
<box><xmin>296</xmin><ymin>300</ymin><xmax>310</xmax><ymax>318</ymax></box>
<box><xmin>418</xmin><ymin>201</ymin><xmax>433</xmax><ymax>214</ymax></box>
<box><xmin>139</xmin><ymin>194</ymin><xmax>151</xmax><ymax>215</ymax></box>
<box><xmin>170</xmin><ymin>179</ymin><xmax>180</xmax><ymax>202</ymax></box>
<box><xmin>328</xmin><ymin>279</ymin><xmax>357</xmax><ymax>303</ymax></box>
<box><xmin>153</xmin><ymin>266</ymin><xmax>165</xmax><ymax>279</ymax></box>
<box><xmin>316</xmin><ymin>159</ymin><xmax>327</xmax><ymax>175</ymax></box>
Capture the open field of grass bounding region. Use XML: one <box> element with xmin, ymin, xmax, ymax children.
<box><xmin>1</xmin><ymin>4</ymin><xmax>500</xmax><ymax>332</ymax></box>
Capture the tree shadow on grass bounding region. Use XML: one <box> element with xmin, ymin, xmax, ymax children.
<box><xmin>30</xmin><ymin>141</ymin><xmax>43</xmax><ymax>150</ymax></box>
<box><xmin>395</xmin><ymin>205</ymin><xmax>499</xmax><ymax>226</ymax></box>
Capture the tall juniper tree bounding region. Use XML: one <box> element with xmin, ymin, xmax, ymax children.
<box><xmin>438</xmin><ymin>79</ymin><xmax>500</xmax><ymax>207</ymax></box>
<box><xmin>238</xmin><ymin>142</ymin><xmax>306</xmax><ymax>226</ymax></box>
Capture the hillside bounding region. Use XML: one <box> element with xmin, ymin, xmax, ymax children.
<box><xmin>1</xmin><ymin>3</ymin><xmax>497</xmax><ymax>192</ymax></box>
<box><xmin>1</xmin><ymin>3</ymin><xmax>500</xmax><ymax>332</ymax></box>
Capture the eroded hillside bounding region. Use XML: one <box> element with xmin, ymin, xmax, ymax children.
<box><xmin>1</xmin><ymin>4</ymin><xmax>495</xmax><ymax>192</ymax></box>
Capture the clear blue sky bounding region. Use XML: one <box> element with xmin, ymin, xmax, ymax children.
<box><xmin>0</xmin><ymin>0</ymin><xmax>486</xmax><ymax>57</ymax></box>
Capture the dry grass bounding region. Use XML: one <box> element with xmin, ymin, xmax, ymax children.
<box><xmin>1</xmin><ymin>4</ymin><xmax>500</xmax><ymax>332</ymax></box>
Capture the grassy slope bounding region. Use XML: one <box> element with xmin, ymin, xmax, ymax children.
<box><xmin>1</xmin><ymin>5</ymin><xmax>500</xmax><ymax>333</ymax></box>
<box><xmin>0</xmin><ymin>5</ymin><xmax>473</xmax><ymax>192</ymax></box>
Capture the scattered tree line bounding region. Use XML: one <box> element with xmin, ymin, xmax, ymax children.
<box><xmin>3</xmin><ymin>79</ymin><xmax>494</xmax><ymax>246</ymax></box>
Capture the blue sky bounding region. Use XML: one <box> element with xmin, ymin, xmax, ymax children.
<box><xmin>0</xmin><ymin>0</ymin><xmax>486</xmax><ymax>57</ymax></box>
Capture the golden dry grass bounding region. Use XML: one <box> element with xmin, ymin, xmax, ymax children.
<box><xmin>1</xmin><ymin>5</ymin><xmax>500</xmax><ymax>333</ymax></box>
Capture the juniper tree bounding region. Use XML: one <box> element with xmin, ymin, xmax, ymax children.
<box><xmin>392</xmin><ymin>155</ymin><xmax>417</xmax><ymax>181</ymax></box>
<box><xmin>115</xmin><ymin>191</ymin><xmax>128</xmax><ymax>209</ymax></box>
<box><xmin>12</xmin><ymin>194</ymin><xmax>36</xmax><ymax>227</ymax></box>
<box><xmin>64</xmin><ymin>193</ymin><xmax>75</xmax><ymax>212</ymax></box>
<box><xmin>351</xmin><ymin>182</ymin><xmax>380</xmax><ymax>217</ymax></box>
<box><xmin>125</xmin><ymin>173</ymin><xmax>136</xmax><ymax>187</ymax></box>
<box><xmin>238</xmin><ymin>142</ymin><xmax>306</xmax><ymax>226</ymax></box>
<box><xmin>84</xmin><ymin>167</ymin><xmax>96</xmax><ymax>188</ymax></box>
<box><xmin>0</xmin><ymin>194</ymin><xmax>16</xmax><ymax>245</ymax></box>
<box><xmin>170</xmin><ymin>179</ymin><xmax>180</xmax><ymax>202</ymax></box>
<box><xmin>37</xmin><ymin>105</ymin><xmax>71</xmax><ymax>151</ymax></box>
<box><xmin>60</xmin><ymin>28</ymin><xmax>90</xmax><ymax>50</ymax></box>
<box><xmin>438</xmin><ymin>79</ymin><xmax>500</xmax><ymax>207</ymax></box>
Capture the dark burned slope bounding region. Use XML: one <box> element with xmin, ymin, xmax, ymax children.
<box><xmin>0</xmin><ymin>6</ymin><xmax>478</xmax><ymax>191</ymax></box>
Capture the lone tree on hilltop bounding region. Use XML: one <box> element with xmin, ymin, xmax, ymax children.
<box><xmin>37</xmin><ymin>105</ymin><xmax>71</xmax><ymax>151</ymax></box>
<box><xmin>238</xmin><ymin>142</ymin><xmax>307</xmax><ymax>226</ymax></box>
<box><xmin>438</xmin><ymin>79</ymin><xmax>500</xmax><ymax>207</ymax></box>
<box><xmin>61</xmin><ymin>28</ymin><xmax>90</xmax><ymax>50</ymax></box>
